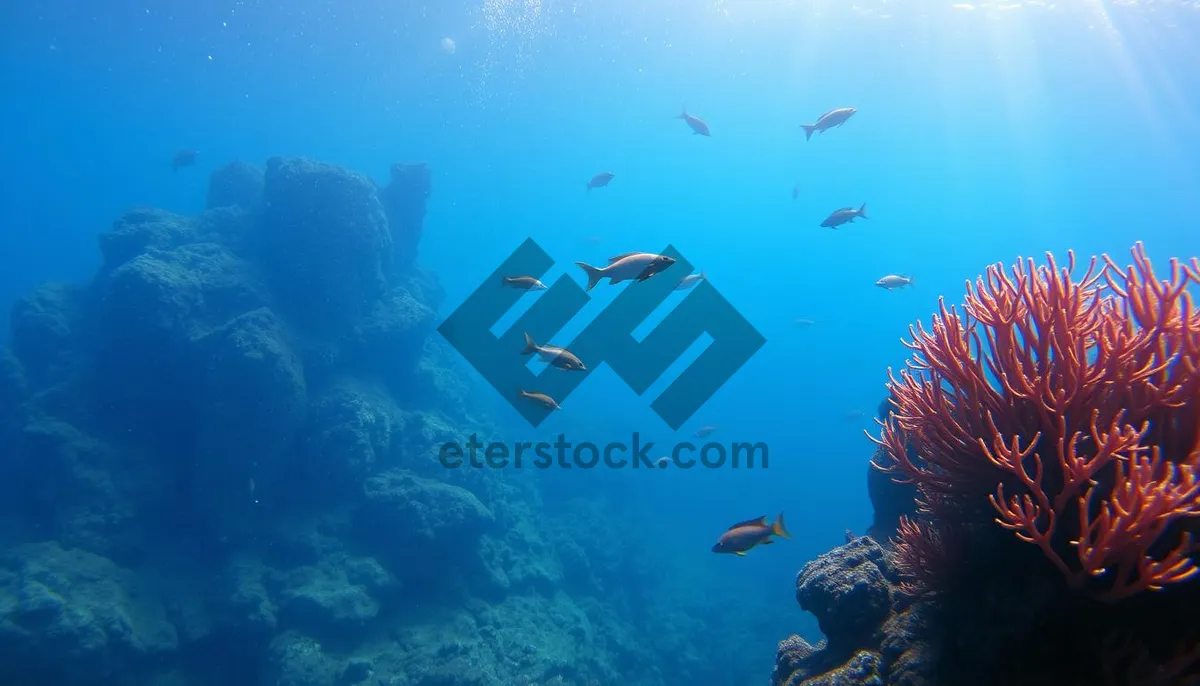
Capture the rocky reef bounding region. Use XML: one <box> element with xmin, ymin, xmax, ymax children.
<box><xmin>0</xmin><ymin>157</ymin><xmax>733</xmax><ymax>685</ymax></box>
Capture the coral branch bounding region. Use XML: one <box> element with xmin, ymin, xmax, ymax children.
<box><xmin>873</xmin><ymin>241</ymin><xmax>1200</xmax><ymax>600</ymax></box>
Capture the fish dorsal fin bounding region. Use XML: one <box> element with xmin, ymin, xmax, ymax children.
<box><xmin>727</xmin><ymin>516</ymin><xmax>767</xmax><ymax>531</ymax></box>
<box><xmin>608</xmin><ymin>251</ymin><xmax>641</xmax><ymax>263</ymax></box>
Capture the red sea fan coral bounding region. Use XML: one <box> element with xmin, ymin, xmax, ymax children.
<box><xmin>870</xmin><ymin>242</ymin><xmax>1200</xmax><ymax>601</ymax></box>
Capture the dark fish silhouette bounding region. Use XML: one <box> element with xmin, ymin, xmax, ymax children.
<box><xmin>172</xmin><ymin>149</ymin><xmax>199</xmax><ymax>172</ymax></box>
<box><xmin>587</xmin><ymin>172</ymin><xmax>615</xmax><ymax>191</ymax></box>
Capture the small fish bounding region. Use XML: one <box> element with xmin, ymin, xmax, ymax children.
<box><xmin>575</xmin><ymin>252</ymin><xmax>676</xmax><ymax>290</ymax></box>
<box><xmin>820</xmin><ymin>203</ymin><xmax>868</xmax><ymax>229</ymax></box>
<box><xmin>711</xmin><ymin>513</ymin><xmax>792</xmax><ymax>556</ymax></box>
<box><xmin>655</xmin><ymin>456</ymin><xmax>671</xmax><ymax>468</ymax></box>
<box><xmin>172</xmin><ymin>149</ymin><xmax>199</xmax><ymax>171</ymax></box>
<box><xmin>520</xmin><ymin>333</ymin><xmax>587</xmax><ymax>371</ymax></box>
<box><xmin>799</xmin><ymin>107</ymin><xmax>857</xmax><ymax>141</ymax></box>
<box><xmin>587</xmin><ymin>172</ymin><xmax>615</xmax><ymax>191</ymax></box>
<box><xmin>674</xmin><ymin>270</ymin><xmax>706</xmax><ymax>291</ymax></box>
<box><xmin>794</xmin><ymin>318</ymin><xmax>816</xmax><ymax>327</ymax></box>
<box><xmin>694</xmin><ymin>425</ymin><xmax>718</xmax><ymax>438</ymax></box>
<box><xmin>502</xmin><ymin>275</ymin><xmax>547</xmax><ymax>290</ymax></box>
<box><xmin>676</xmin><ymin>106</ymin><xmax>711</xmax><ymax>136</ymax></box>
<box><xmin>876</xmin><ymin>274</ymin><xmax>914</xmax><ymax>290</ymax></box>
<box><xmin>845</xmin><ymin>529</ymin><xmax>858</xmax><ymax>543</ymax></box>
<box><xmin>519</xmin><ymin>389</ymin><xmax>562</xmax><ymax>411</ymax></box>
<box><xmin>792</xmin><ymin>184</ymin><xmax>801</xmax><ymax>200</ymax></box>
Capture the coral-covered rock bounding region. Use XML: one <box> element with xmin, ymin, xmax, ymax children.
<box><xmin>195</xmin><ymin>204</ymin><xmax>261</xmax><ymax>258</ymax></box>
<box><xmin>796</xmin><ymin>537</ymin><xmax>894</xmax><ymax>654</ymax></box>
<box><xmin>191</xmin><ymin>307</ymin><xmax>306</xmax><ymax>523</ymax></box>
<box><xmin>379</xmin><ymin>161</ymin><xmax>431</xmax><ymax>270</ymax></box>
<box><xmin>300</xmin><ymin>379</ymin><xmax>401</xmax><ymax>496</ymax></box>
<box><xmin>0</xmin><ymin>541</ymin><xmax>178</xmax><ymax>683</ymax></box>
<box><xmin>771</xmin><ymin>634</ymin><xmax>825</xmax><ymax>686</ymax></box>
<box><xmin>9</xmin><ymin>282</ymin><xmax>82</xmax><ymax>387</ymax></box>
<box><xmin>97</xmin><ymin>242</ymin><xmax>268</xmax><ymax>349</ymax></box>
<box><xmin>277</xmin><ymin>553</ymin><xmax>397</xmax><ymax>637</ymax></box>
<box><xmin>358</xmin><ymin>469</ymin><xmax>494</xmax><ymax>582</ymax></box>
<box><xmin>207</xmin><ymin>161</ymin><xmax>264</xmax><ymax>211</ymax></box>
<box><xmin>798</xmin><ymin>650</ymin><xmax>884</xmax><ymax>686</ymax></box>
<box><xmin>878</xmin><ymin>605</ymin><xmax>937</xmax><ymax>686</ymax></box>
<box><xmin>16</xmin><ymin>419</ymin><xmax>161</xmax><ymax>559</ymax></box>
<box><xmin>260</xmin><ymin>630</ymin><xmax>344</xmax><ymax>686</ymax></box>
<box><xmin>261</xmin><ymin>156</ymin><xmax>393</xmax><ymax>331</ymax></box>
<box><xmin>216</xmin><ymin>556</ymin><xmax>279</xmax><ymax>643</ymax></box>
<box><xmin>0</xmin><ymin>347</ymin><xmax>28</xmax><ymax>422</ymax></box>
<box><xmin>342</xmin><ymin>284</ymin><xmax>436</xmax><ymax>388</ymax></box>
<box><xmin>412</xmin><ymin>339</ymin><xmax>474</xmax><ymax>414</ymax></box>
<box><xmin>361</xmin><ymin>469</ymin><xmax>493</xmax><ymax>543</ymax></box>
<box><xmin>91</xmin><ymin>242</ymin><xmax>269</xmax><ymax>439</ymax></box>
<box><xmin>97</xmin><ymin>207</ymin><xmax>198</xmax><ymax>270</ymax></box>
<box><xmin>0</xmin><ymin>350</ymin><xmax>26</xmax><ymax>477</ymax></box>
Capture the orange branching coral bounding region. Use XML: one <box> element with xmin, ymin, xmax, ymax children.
<box><xmin>869</xmin><ymin>242</ymin><xmax>1200</xmax><ymax>601</ymax></box>
<box><xmin>891</xmin><ymin>515</ymin><xmax>952</xmax><ymax>597</ymax></box>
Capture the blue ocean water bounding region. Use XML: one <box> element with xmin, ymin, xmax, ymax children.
<box><xmin>1</xmin><ymin>1</ymin><xmax>1199</xmax><ymax>685</ymax></box>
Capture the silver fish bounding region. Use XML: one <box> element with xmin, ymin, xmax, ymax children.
<box><xmin>575</xmin><ymin>252</ymin><xmax>676</xmax><ymax>290</ymax></box>
<box><xmin>876</xmin><ymin>274</ymin><xmax>914</xmax><ymax>290</ymax></box>
<box><xmin>520</xmin><ymin>333</ymin><xmax>586</xmax><ymax>370</ymax></box>
<box><xmin>502</xmin><ymin>275</ymin><xmax>547</xmax><ymax>290</ymax></box>
<box><xmin>821</xmin><ymin>203</ymin><xmax>868</xmax><ymax>229</ymax></box>
<box><xmin>674</xmin><ymin>270</ymin><xmax>707</xmax><ymax>291</ymax></box>
<box><xmin>800</xmin><ymin>107</ymin><xmax>857</xmax><ymax>141</ymax></box>
<box><xmin>677</xmin><ymin>106</ymin><xmax>711</xmax><ymax>136</ymax></box>
<box><xmin>519</xmin><ymin>389</ymin><xmax>562</xmax><ymax>410</ymax></box>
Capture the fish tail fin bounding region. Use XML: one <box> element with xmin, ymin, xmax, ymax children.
<box><xmin>771</xmin><ymin>513</ymin><xmax>792</xmax><ymax>539</ymax></box>
<box><xmin>801</xmin><ymin>124</ymin><xmax>816</xmax><ymax>141</ymax></box>
<box><xmin>858</xmin><ymin>202</ymin><xmax>868</xmax><ymax>219</ymax></box>
<box><xmin>700</xmin><ymin>270</ymin><xmax>707</xmax><ymax>280</ymax></box>
<box><xmin>907</xmin><ymin>275</ymin><xmax>915</xmax><ymax>287</ymax></box>
<box><xmin>517</xmin><ymin>388</ymin><xmax>529</xmax><ymax>398</ymax></box>
<box><xmin>501</xmin><ymin>275</ymin><xmax>512</xmax><ymax>286</ymax></box>
<box><xmin>677</xmin><ymin>105</ymin><xmax>687</xmax><ymax>119</ymax></box>
<box><xmin>575</xmin><ymin>261</ymin><xmax>604</xmax><ymax>291</ymax></box>
<box><xmin>521</xmin><ymin>333</ymin><xmax>538</xmax><ymax>355</ymax></box>
<box><xmin>585</xmin><ymin>182</ymin><xmax>591</xmax><ymax>192</ymax></box>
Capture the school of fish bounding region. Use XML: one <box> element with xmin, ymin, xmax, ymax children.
<box><xmin>491</xmin><ymin>105</ymin><xmax>914</xmax><ymax>558</ymax></box>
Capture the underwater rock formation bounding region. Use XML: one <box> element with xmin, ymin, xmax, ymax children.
<box><xmin>772</xmin><ymin>245</ymin><xmax>1200</xmax><ymax>686</ymax></box>
<box><xmin>0</xmin><ymin>155</ymin><xmax>711</xmax><ymax>686</ymax></box>
<box><xmin>207</xmin><ymin>160</ymin><xmax>265</xmax><ymax>212</ymax></box>
<box><xmin>379</xmin><ymin>161</ymin><xmax>431</xmax><ymax>269</ymax></box>
<box><xmin>260</xmin><ymin>157</ymin><xmax>393</xmax><ymax>332</ymax></box>
<box><xmin>0</xmin><ymin>541</ymin><xmax>179</xmax><ymax>683</ymax></box>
